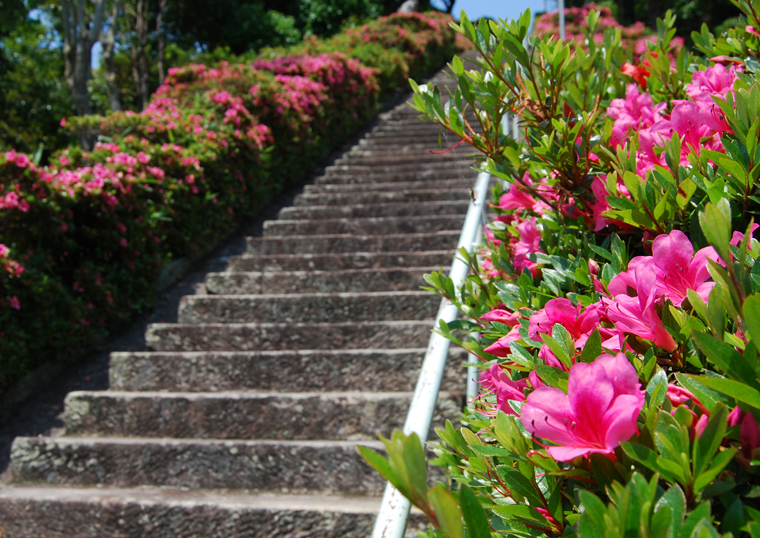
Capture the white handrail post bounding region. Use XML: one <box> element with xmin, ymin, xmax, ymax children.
<box><xmin>370</xmin><ymin>171</ymin><xmax>491</xmax><ymax>538</ymax></box>
<box><xmin>558</xmin><ymin>0</ymin><xmax>566</xmax><ymax>40</ymax></box>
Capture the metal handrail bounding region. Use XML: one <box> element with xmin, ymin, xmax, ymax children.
<box><xmin>370</xmin><ymin>170</ymin><xmax>492</xmax><ymax>538</ymax></box>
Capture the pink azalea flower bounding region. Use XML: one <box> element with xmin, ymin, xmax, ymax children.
<box><xmin>15</xmin><ymin>153</ymin><xmax>30</xmax><ymax>168</ymax></box>
<box><xmin>484</xmin><ymin>326</ymin><xmax>522</xmax><ymax>357</ymax></box>
<box><xmin>530</xmin><ymin>299</ymin><xmax>605</xmax><ymax>346</ymax></box>
<box><xmin>513</xmin><ymin>217</ymin><xmax>543</xmax><ymax>276</ymax></box>
<box><xmin>607</xmin><ymin>84</ymin><xmax>665</xmax><ymax>146</ymax></box>
<box><xmin>728</xmin><ymin>407</ymin><xmax>760</xmax><ymax>464</ymax></box>
<box><xmin>606</xmin><ymin>265</ymin><xmax>677</xmax><ymax>351</ymax></box>
<box><xmin>667</xmin><ymin>384</ymin><xmax>709</xmax><ymax>415</ymax></box>
<box><xmin>498</xmin><ymin>180</ymin><xmax>537</xmax><ymax>212</ymax></box>
<box><xmin>649</xmin><ymin>230</ymin><xmax>719</xmax><ymax>306</ymax></box>
<box><xmin>521</xmin><ymin>353</ymin><xmax>644</xmax><ymax>461</ymax></box>
<box><xmin>9</xmin><ymin>296</ymin><xmax>20</xmax><ymax>310</ymax></box>
<box><xmin>481</xmin><ymin>308</ymin><xmax>521</xmax><ymax>327</ymax></box>
<box><xmin>479</xmin><ymin>364</ymin><xmax>529</xmax><ymax>416</ymax></box>
<box><xmin>0</xmin><ymin>244</ymin><xmax>8</xmax><ymax>258</ymax></box>
<box><xmin>686</xmin><ymin>63</ymin><xmax>738</xmax><ymax>102</ymax></box>
<box><xmin>731</xmin><ymin>223</ymin><xmax>759</xmax><ymax>246</ymax></box>
<box><xmin>609</xmin><ymin>230</ymin><xmax>718</xmax><ymax>307</ymax></box>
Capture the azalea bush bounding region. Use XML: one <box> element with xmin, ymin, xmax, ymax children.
<box><xmin>0</xmin><ymin>12</ymin><xmax>463</xmax><ymax>398</ymax></box>
<box><xmin>257</xmin><ymin>11</ymin><xmax>468</xmax><ymax>98</ymax></box>
<box><xmin>360</xmin><ymin>5</ymin><xmax>760</xmax><ymax>537</ymax></box>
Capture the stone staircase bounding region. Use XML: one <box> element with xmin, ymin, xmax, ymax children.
<box><xmin>0</xmin><ymin>66</ymin><xmax>475</xmax><ymax>537</ymax></box>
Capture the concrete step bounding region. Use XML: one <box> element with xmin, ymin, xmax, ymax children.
<box><xmin>177</xmin><ymin>291</ymin><xmax>440</xmax><ymax>324</ymax></box>
<box><xmin>10</xmin><ymin>437</ymin><xmax>386</xmax><ymax>493</ymax></box>
<box><xmin>246</xmin><ymin>231</ymin><xmax>460</xmax><ymax>255</ymax></box>
<box><xmin>347</xmin><ymin>145</ymin><xmax>471</xmax><ymax>157</ymax></box>
<box><xmin>262</xmin><ymin>215</ymin><xmax>465</xmax><ymax>237</ymax></box>
<box><xmin>0</xmin><ymin>486</ymin><xmax>409</xmax><ymax>538</ymax></box>
<box><xmin>278</xmin><ymin>200</ymin><xmax>468</xmax><ymax>220</ymax></box>
<box><xmin>302</xmin><ymin>178</ymin><xmax>471</xmax><ymax>193</ymax></box>
<box><xmin>315</xmin><ymin>170</ymin><xmax>473</xmax><ymax>184</ymax></box>
<box><xmin>145</xmin><ymin>320</ymin><xmax>435</xmax><ymax>352</ymax></box>
<box><xmin>227</xmin><ymin>250</ymin><xmax>453</xmax><ymax>272</ymax></box>
<box><xmin>357</xmin><ymin>136</ymin><xmax>468</xmax><ymax>147</ymax></box>
<box><xmin>63</xmin><ymin>391</ymin><xmax>463</xmax><ymax>441</ymax></box>
<box><xmin>295</xmin><ymin>189</ymin><xmax>469</xmax><ymax>206</ymax></box>
<box><xmin>205</xmin><ymin>267</ymin><xmax>443</xmax><ymax>295</ymax></box>
<box><xmin>325</xmin><ymin>161</ymin><xmax>470</xmax><ymax>175</ymax></box>
<box><xmin>337</xmin><ymin>154</ymin><xmax>469</xmax><ymax>167</ymax></box>
<box><xmin>109</xmin><ymin>348</ymin><xmax>468</xmax><ymax>393</ymax></box>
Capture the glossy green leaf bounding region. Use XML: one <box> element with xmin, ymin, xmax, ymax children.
<box><xmin>428</xmin><ymin>486</ymin><xmax>464</xmax><ymax>538</ymax></box>
<box><xmin>460</xmin><ymin>484</ymin><xmax>491</xmax><ymax>538</ymax></box>
<box><xmin>688</xmin><ymin>375</ymin><xmax>760</xmax><ymax>408</ymax></box>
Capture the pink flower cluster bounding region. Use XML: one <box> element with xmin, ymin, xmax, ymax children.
<box><xmin>610</xmin><ymin>64</ymin><xmax>738</xmax><ymax>176</ymax></box>
<box><xmin>534</xmin><ymin>3</ymin><xmax>683</xmax><ymax>60</ymax></box>
<box><xmin>476</xmin><ymin>228</ymin><xmax>722</xmax><ymax>459</ymax></box>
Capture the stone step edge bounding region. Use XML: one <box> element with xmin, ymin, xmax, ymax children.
<box><xmin>279</xmin><ymin>199</ymin><xmax>469</xmax><ymax>213</ymax></box>
<box><xmin>66</xmin><ymin>389</ymin><xmax>456</xmax><ymax>401</ymax></box>
<box><xmin>0</xmin><ymin>484</ymin><xmax>385</xmax><ymax>512</ymax></box>
<box><xmin>12</xmin><ymin>436</ymin><xmax>385</xmax><ymax>450</ymax></box>
<box><xmin>209</xmin><ymin>266</ymin><xmax>446</xmax><ymax>278</ymax></box>
<box><xmin>231</xmin><ymin>249</ymin><xmax>454</xmax><ymax>261</ymax></box>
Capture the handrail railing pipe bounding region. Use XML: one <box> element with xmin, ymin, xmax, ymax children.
<box><xmin>370</xmin><ymin>170</ymin><xmax>492</xmax><ymax>538</ymax></box>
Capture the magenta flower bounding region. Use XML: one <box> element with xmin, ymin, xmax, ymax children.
<box><xmin>481</xmin><ymin>308</ymin><xmax>521</xmax><ymax>327</ymax></box>
<box><xmin>498</xmin><ymin>181</ymin><xmax>537</xmax><ymax>212</ymax></box>
<box><xmin>512</xmin><ymin>217</ymin><xmax>544</xmax><ymax>276</ymax></box>
<box><xmin>609</xmin><ymin>230</ymin><xmax>718</xmax><ymax>307</ymax></box>
<box><xmin>686</xmin><ymin>63</ymin><xmax>737</xmax><ymax>102</ymax></box>
<box><xmin>484</xmin><ymin>326</ymin><xmax>522</xmax><ymax>357</ymax></box>
<box><xmin>731</xmin><ymin>223</ymin><xmax>759</xmax><ymax>246</ymax></box>
<box><xmin>607</xmin><ymin>83</ymin><xmax>665</xmax><ymax>147</ymax></box>
<box><xmin>606</xmin><ymin>265</ymin><xmax>677</xmax><ymax>351</ymax></box>
<box><xmin>520</xmin><ymin>353</ymin><xmax>644</xmax><ymax>461</ymax></box>
<box><xmin>479</xmin><ymin>364</ymin><xmax>528</xmax><ymax>416</ymax></box>
<box><xmin>650</xmin><ymin>230</ymin><xmax>718</xmax><ymax>306</ymax></box>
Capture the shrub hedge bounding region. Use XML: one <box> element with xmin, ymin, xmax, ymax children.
<box><xmin>0</xmin><ymin>11</ymin><xmax>462</xmax><ymax>398</ymax></box>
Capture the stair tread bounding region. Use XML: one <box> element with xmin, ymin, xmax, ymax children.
<box><xmin>0</xmin><ymin>484</ymin><xmax>384</xmax><ymax>511</ymax></box>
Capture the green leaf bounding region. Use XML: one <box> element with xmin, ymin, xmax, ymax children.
<box><xmin>699</xmin><ymin>200</ymin><xmax>732</xmax><ymax>262</ymax></box>
<box><xmin>674</xmin><ymin>373</ymin><xmax>734</xmax><ymax>413</ymax></box>
<box><xmin>428</xmin><ymin>486</ymin><xmax>464</xmax><ymax>538</ymax></box>
<box><xmin>578</xmin><ymin>491</ymin><xmax>609</xmax><ymax>535</ymax></box>
<box><xmin>460</xmin><ymin>484</ymin><xmax>491</xmax><ymax>538</ymax></box>
<box><xmin>688</xmin><ymin>375</ymin><xmax>760</xmax><ymax>409</ymax></box>
<box><xmin>356</xmin><ymin>445</ymin><xmax>398</xmax><ymax>489</ymax></box>
<box><xmin>646</xmin><ymin>369</ymin><xmax>668</xmax><ymax>410</ymax></box>
<box><xmin>579</xmin><ymin>329</ymin><xmax>603</xmax><ymax>363</ymax></box>
<box><xmin>403</xmin><ymin>432</ymin><xmax>429</xmax><ymax>504</ymax></box>
<box><xmin>694</xmin><ymin>448</ymin><xmax>737</xmax><ymax>492</ymax></box>
<box><xmin>535</xmin><ymin>364</ymin><xmax>569</xmax><ymax>390</ymax></box>
<box><xmin>497</xmin><ymin>467</ymin><xmax>545</xmax><ymax>508</ymax></box>
<box><xmin>655</xmin><ymin>485</ymin><xmax>686</xmax><ymax>538</ymax></box>
<box><xmin>691</xmin><ymin>331</ymin><xmax>760</xmax><ymax>389</ymax></box>
<box><xmin>693</xmin><ymin>403</ymin><xmax>728</xmax><ymax>477</ymax></box>
<box><xmin>621</xmin><ymin>442</ymin><xmax>680</xmax><ymax>484</ymax></box>
<box><xmin>489</xmin><ymin>504</ymin><xmax>552</xmax><ymax>529</ymax></box>
<box><xmin>679</xmin><ymin>502</ymin><xmax>712</xmax><ymax>538</ymax></box>
<box><xmin>744</xmin><ymin>295</ymin><xmax>760</xmax><ymax>345</ymax></box>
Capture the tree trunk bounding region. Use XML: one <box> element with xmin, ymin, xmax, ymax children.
<box><xmin>101</xmin><ymin>0</ymin><xmax>122</xmax><ymax>112</ymax></box>
<box><xmin>130</xmin><ymin>0</ymin><xmax>150</xmax><ymax>110</ymax></box>
<box><xmin>60</xmin><ymin>0</ymin><xmax>107</xmax><ymax>147</ymax></box>
<box><xmin>156</xmin><ymin>0</ymin><xmax>167</xmax><ymax>84</ymax></box>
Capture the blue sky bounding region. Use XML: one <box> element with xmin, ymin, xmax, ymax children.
<box><xmin>431</xmin><ymin>0</ymin><xmax>554</xmax><ymax>22</ymax></box>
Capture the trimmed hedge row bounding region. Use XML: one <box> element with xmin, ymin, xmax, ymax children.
<box><xmin>0</xmin><ymin>12</ymin><xmax>463</xmax><ymax>398</ymax></box>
